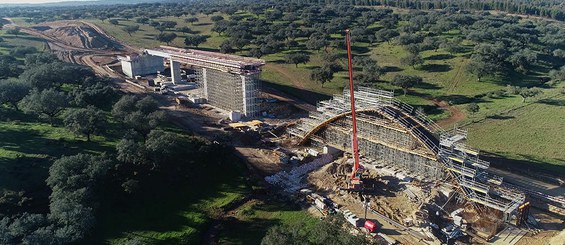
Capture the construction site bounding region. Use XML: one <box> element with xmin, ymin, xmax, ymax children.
<box><xmin>8</xmin><ymin>19</ymin><xmax>564</xmax><ymax>245</ymax></box>
<box><xmin>107</xmin><ymin>35</ymin><xmax>564</xmax><ymax>245</ymax></box>
<box><xmin>117</xmin><ymin>46</ymin><xmax>265</xmax><ymax>118</ymax></box>
<box><xmin>262</xmin><ymin>32</ymin><xmax>565</xmax><ymax>244</ymax></box>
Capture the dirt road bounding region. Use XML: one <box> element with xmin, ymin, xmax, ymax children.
<box><xmin>433</xmin><ymin>98</ymin><xmax>465</xmax><ymax>127</ymax></box>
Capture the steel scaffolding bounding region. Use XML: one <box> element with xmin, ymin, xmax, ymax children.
<box><xmin>145</xmin><ymin>46</ymin><xmax>265</xmax><ymax>117</ymax></box>
<box><xmin>290</xmin><ymin>86</ymin><xmax>525</xmax><ymax>221</ymax></box>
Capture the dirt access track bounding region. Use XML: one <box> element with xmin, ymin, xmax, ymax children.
<box><xmin>6</xmin><ymin>19</ymin><xmax>138</xmax><ymax>67</ymax></box>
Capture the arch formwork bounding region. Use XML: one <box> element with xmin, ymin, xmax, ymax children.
<box><xmin>288</xmin><ymin>87</ymin><xmax>526</xmax><ymax>224</ymax></box>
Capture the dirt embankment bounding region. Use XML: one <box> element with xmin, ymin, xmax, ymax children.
<box><xmin>32</xmin><ymin>22</ymin><xmax>120</xmax><ymax>50</ymax></box>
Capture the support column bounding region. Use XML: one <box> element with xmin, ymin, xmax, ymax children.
<box><xmin>241</xmin><ymin>75</ymin><xmax>247</xmax><ymax>117</ymax></box>
<box><xmin>202</xmin><ymin>68</ymin><xmax>208</xmax><ymax>99</ymax></box>
<box><xmin>170</xmin><ymin>59</ymin><xmax>182</xmax><ymax>84</ymax></box>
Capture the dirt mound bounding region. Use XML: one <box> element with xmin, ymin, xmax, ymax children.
<box><xmin>43</xmin><ymin>24</ymin><xmax>115</xmax><ymax>50</ymax></box>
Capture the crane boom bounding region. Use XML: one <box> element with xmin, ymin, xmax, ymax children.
<box><xmin>345</xmin><ymin>30</ymin><xmax>362</xmax><ymax>188</ymax></box>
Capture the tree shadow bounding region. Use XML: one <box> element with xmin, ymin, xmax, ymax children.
<box><xmin>486</xmin><ymin>115</ymin><xmax>515</xmax><ymax>120</ymax></box>
<box><xmin>382</xmin><ymin>66</ymin><xmax>402</xmax><ymax>72</ymax></box>
<box><xmin>414</xmin><ymin>81</ymin><xmax>441</xmax><ymax>90</ymax></box>
<box><xmin>262</xmin><ymin>81</ymin><xmax>330</xmax><ymax>105</ymax></box>
<box><xmin>193</xmin><ymin>23</ymin><xmax>212</xmax><ymax>26</ymax></box>
<box><xmin>436</xmin><ymin>94</ymin><xmax>486</xmax><ymax>105</ymax></box>
<box><xmin>425</xmin><ymin>54</ymin><xmax>454</xmax><ymax>60</ymax></box>
<box><xmin>351</xmin><ymin>46</ymin><xmax>370</xmax><ymax>53</ymax></box>
<box><xmin>420</xmin><ymin>64</ymin><xmax>451</xmax><ymax>72</ymax></box>
<box><xmin>482</xmin><ymin>152</ymin><xmax>565</xmax><ymax>177</ymax></box>
<box><xmin>538</xmin><ymin>98</ymin><xmax>565</xmax><ymax>106</ymax></box>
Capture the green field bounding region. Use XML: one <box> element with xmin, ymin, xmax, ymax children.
<box><xmin>0</xmin><ymin>108</ymin><xmax>116</xmax><ymax>210</ymax></box>
<box><xmin>465</xmin><ymin>92</ymin><xmax>565</xmax><ymax>173</ymax></box>
<box><xmin>90</xmin><ymin>14</ymin><xmax>226</xmax><ymax>49</ymax></box>
<box><xmin>219</xmin><ymin>201</ymin><xmax>319</xmax><ymax>244</ymax></box>
<box><xmin>0</xmin><ymin>29</ymin><xmax>48</xmax><ymax>55</ymax></box>
<box><xmin>92</xmin><ymin>162</ymin><xmax>317</xmax><ymax>244</ymax></box>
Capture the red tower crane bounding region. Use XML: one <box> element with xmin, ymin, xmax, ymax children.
<box><xmin>345</xmin><ymin>30</ymin><xmax>363</xmax><ymax>189</ymax></box>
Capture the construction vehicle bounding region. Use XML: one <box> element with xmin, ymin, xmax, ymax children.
<box><xmin>345</xmin><ymin>29</ymin><xmax>364</xmax><ymax>190</ymax></box>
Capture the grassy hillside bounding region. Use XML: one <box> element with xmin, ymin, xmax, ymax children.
<box><xmin>90</xmin><ymin>14</ymin><xmax>226</xmax><ymax>49</ymax></box>
<box><xmin>0</xmin><ymin>29</ymin><xmax>48</xmax><ymax>55</ymax></box>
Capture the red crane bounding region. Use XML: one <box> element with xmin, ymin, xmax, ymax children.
<box><xmin>345</xmin><ymin>30</ymin><xmax>363</xmax><ymax>189</ymax></box>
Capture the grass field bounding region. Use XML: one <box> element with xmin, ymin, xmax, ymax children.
<box><xmin>0</xmin><ymin>29</ymin><xmax>48</xmax><ymax>55</ymax></box>
<box><xmin>464</xmin><ymin>89</ymin><xmax>565</xmax><ymax>173</ymax></box>
<box><xmin>90</xmin><ymin>14</ymin><xmax>226</xmax><ymax>49</ymax></box>
<box><xmin>93</xmin><ymin>161</ymin><xmax>249</xmax><ymax>244</ymax></box>
<box><xmin>219</xmin><ymin>200</ymin><xmax>319</xmax><ymax>244</ymax></box>
<box><xmin>93</xmin><ymin>162</ymin><xmax>316</xmax><ymax>244</ymax></box>
<box><xmin>0</xmin><ymin>110</ymin><xmax>118</xmax><ymax>199</ymax></box>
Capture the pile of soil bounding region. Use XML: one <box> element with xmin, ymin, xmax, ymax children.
<box><xmin>40</xmin><ymin>24</ymin><xmax>115</xmax><ymax>49</ymax></box>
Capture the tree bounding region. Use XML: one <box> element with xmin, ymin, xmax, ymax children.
<box><xmin>112</xmin><ymin>95</ymin><xmax>165</xmax><ymax>137</ymax></box>
<box><xmin>400</xmin><ymin>54</ymin><xmax>424</xmax><ymax>69</ymax></box>
<box><xmin>156</xmin><ymin>32</ymin><xmax>177</xmax><ymax>45</ymax></box>
<box><xmin>184</xmin><ymin>34</ymin><xmax>207</xmax><ymax>47</ymax></box>
<box><xmin>405</xmin><ymin>43</ymin><xmax>421</xmax><ymax>54</ymax></box>
<box><xmin>122</xmin><ymin>25</ymin><xmax>140</xmax><ymax>37</ymax></box>
<box><xmin>375</xmin><ymin>29</ymin><xmax>399</xmax><ymax>44</ymax></box>
<box><xmin>9</xmin><ymin>46</ymin><xmax>37</xmax><ymax>58</ymax></box>
<box><xmin>392</xmin><ymin>75</ymin><xmax>422</xmax><ymax>95</ymax></box>
<box><xmin>0</xmin><ymin>55</ymin><xmax>22</xmax><ymax>78</ymax></box>
<box><xmin>549</xmin><ymin>65</ymin><xmax>565</xmax><ymax>82</ymax></box>
<box><xmin>284</xmin><ymin>53</ymin><xmax>310</xmax><ymax>67</ymax></box>
<box><xmin>306</xmin><ymin>33</ymin><xmax>329</xmax><ymax>52</ymax></box>
<box><xmin>261</xmin><ymin>216</ymin><xmax>368</xmax><ymax>245</ymax></box>
<box><xmin>116</xmin><ymin>130</ymin><xmax>178</xmax><ymax>169</ymax></box>
<box><xmin>24</xmin><ymin>53</ymin><xmax>57</xmax><ymax>68</ymax></box>
<box><xmin>470</xmin><ymin>42</ymin><xmax>508</xmax><ymax>72</ymax></box>
<box><xmin>19</xmin><ymin>62</ymin><xmax>94</xmax><ymax>90</ymax></box>
<box><xmin>109</xmin><ymin>19</ymin><xmax>119</xmax><ymax>25</ymax></box>
<box><xmin>185</xmin><ymin>17</ymin><xmax>199</xmax><ymax>25</ymax></box>
<box><xmin>219</xmin><ymin>40</ymin><xmax>234</xmax><ymax>53</ymax></box>
<box><xmin>439</xmin><ymin>41</ymin><xmax>464</xmax><ymax>55</ymax></box>
<box><xmin>64</xmin><ymin>106</ymin><xmax>106</xmax><ymax>142</ymax></box>
<box><xmin>354</xmin><ymin>57</ymin><xmax>384</xmax><ymax>84</ymax></box>
<box><xmin>19</xmin><ymin>88</ymin><xmax>68</xmax><ymax>124</ymax></box>
<box><xmin>5</xmin><ymin>27</ymin><xmax>21</xmax><ymax>37</ymax></box>
<box><xmin>508</xmin><ymin>49</ymin><xmax>537</xmax><ymax>73</ymax></box>
<box><xmin>46</xmin><ymin>153</ymin><xmax>110</xmax><ymax>242</ymax></box>
<box><xmin>248</xmin><ymin>48</ymin><xmax>263</xmax><ymax>58</ymax></box>
<box><xmin>47</xmin><ymin>154</ymin><xmax>110</xmax><ymax>197</ymax></box>
<box><xmin>466</xmin><ymin>59</ymin><xmax>496</xmax><ymax>82</ymax></box>
<box><xmin>0</xmin><ymin>80</ymin><xmax>30</xmax><ymax>110</ymax></box>
<box><xmin>160</xmin><ymin>21</ymin><xmax>177</xmax><ymax>30</ymax></box>
<box><xmin>177</xmin><ymin>26</ymin><xmax>192</xmax><ymax>34</ymax></box>
<box><xmin>261</xmin><ymin>224</ymin><xmax>306</xmax><ymax>245</ymax></box>
<box><xmin>70</xmin><ymin>78</ymin><xmax>118</xmax><ymax>109</ymax></box>
<box><xmin>310</xmin><ymin>67</ymin><xmax>333</xmax><ymax>87</ymax></box>
<box><xmin>211</xmin><ymin>15</ymin><xmax>224</xmax><ymax>22</ymax></box>
<box><xmin>518</xmin><ymin>87</ymin><xmax>542</xmax><ymax>102</ymax></box>
<box><xmin>135</xmin><ymin>17</ymin><xmax>149</xmax><ymax>25</ymax></box>
<box><xmin>466</xmin><ymin>103</ymin><xmax>480</xmax><ymax>114</ymax></box>
<box><xmin>553</xmin><ymin>49</ymin><xmax>565</xmax><ymax>59</ymax></box>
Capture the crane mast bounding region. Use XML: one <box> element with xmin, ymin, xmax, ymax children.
<box><xmin>345</xmin><ymin>30</ymin><xmax>363</xmax><ymax>189</ymax></box>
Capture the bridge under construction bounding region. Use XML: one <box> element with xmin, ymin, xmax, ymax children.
<box><xmin>146</xmin><ymin>46</ymin><xmax>265</xmax><ymax>117</ymax></box>
<box><xmin>288</xmin><ymin>86</ymin><xmax>528</xmax><ymax>228</ymax></box>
